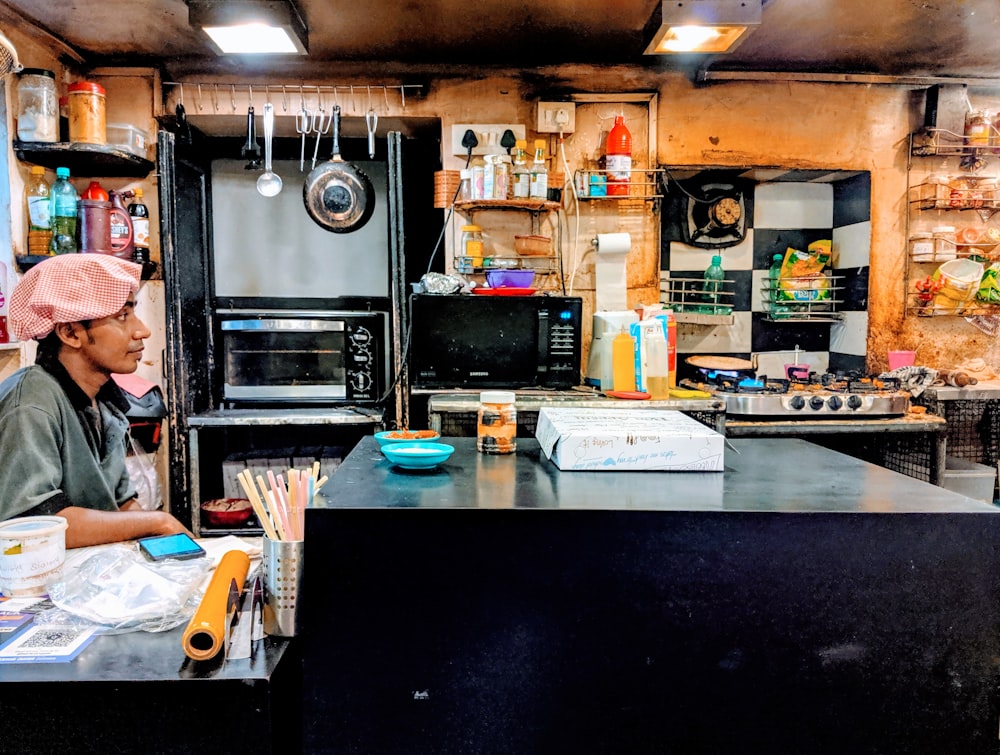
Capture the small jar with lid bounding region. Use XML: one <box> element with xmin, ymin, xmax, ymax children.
<box><xmin>457</xmin><ymin>169</ymin><xmax>472</xmax><ymax>201</ymax></box>
<box><xmin>931</xmin><ymin>225</ymin><xmax>957</xmax><ymax>261</ymax></box>
<box><xmin>924</xmin><ymin>174</ymin><xmax>952</xmax><ymax>210</ymax></box>
<box><xmin>493</xmin><ymin>155</ymin><xmax>512</xmax><ymax>199</ymax></box>
<box><xmin>909</xmin><ymin>231</ymin><xmax>935</xmax><ymax>262</ymax></box>
<box><xmin>461</xmin><ymin>224</ymin><xmax>484</xmax><ymax>269</ymax></box>
<box><xmin>966</xmin><ymin>110</ymin><xmax>991</xmax><ymax>148</ymax></box>
<box><xmin>67</xmin><ymin>81</ymin><xmax>107</xmax><ymax>144</ymax></box>
<box><xmin>16</xmin><ymin>68</ymin><xmax>58</xmax><ymax>143</ymax></box>
<box><xmin>979</xmin><ymin>177</ymin><xmax>998</xmax><ymax>209</ymax></box>
<box><xmin>477</xmin><ymin>391</ymin><xmax>517</xmax><ymax>454</ymax></box>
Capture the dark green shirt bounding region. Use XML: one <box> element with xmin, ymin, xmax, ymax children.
<box><xmin>0</xmin><ymin>352</ymin><xmax>135</xmax><ymax>520</ymax></box>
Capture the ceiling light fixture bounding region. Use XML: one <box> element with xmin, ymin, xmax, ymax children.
<box><xmin>187</xmin><ymin>0</ymin><xmax>308</xmax><ymax>55</ymax></box>
<box><xmin>644</xmin><ymin>0</ymin><xmax>762</xmax><ymax>55</ymax></box>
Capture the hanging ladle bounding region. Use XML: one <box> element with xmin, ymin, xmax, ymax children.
<box><xmin>257</xmin><ymin>103</ymin><xmax>282</xmax><ymax>197</ymax></box>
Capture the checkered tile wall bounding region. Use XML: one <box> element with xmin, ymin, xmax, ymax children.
<box><xmin>660</xmin><ymin>169</ymin><xmax>871</xmax><ymax>383</ymax></box>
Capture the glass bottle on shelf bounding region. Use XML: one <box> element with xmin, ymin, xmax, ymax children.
<box><xmin>528</xmin><ymin>139</ymin><xmax>548</xmax><ymax>200</ymax></box>
<box><xmin>25</xmin><ymin>166</ymin><xmax>52</xmax><ymax>256</ymax></box>
<box><xmin>512</xmin><ymin>140</ymin><xmax>530</xmax><ymax>199</ymax></box>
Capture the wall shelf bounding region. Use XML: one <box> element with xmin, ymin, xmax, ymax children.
<box><xmin>12</xmin><ymin>140</ymin><xmax>154</xmax><ymax>177</ymax></box>
<box><xmin>573</xmin><ymin>168</ymin><xmax>663</xmax><ymax>201</ymax></box>
<box><xmin>906</xmin><ymin>131</ymin><xmax>1000</xmax><ymax>318</ymax></box>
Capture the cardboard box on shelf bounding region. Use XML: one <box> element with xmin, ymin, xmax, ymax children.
<box><xmin>535</xmin><ymin>408</ymin><xmax>724</xmax><ymax>472</ymax></box>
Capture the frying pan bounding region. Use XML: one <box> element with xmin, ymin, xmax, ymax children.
<box><xmin>685</xmin><ymin>354</ymin><xmax>757</xmax><ymax>378</ymax></box>
<box><xmin>302</xmin><ymin>105</ymin><xmax>375</xmax><ymax>233</ymax></box>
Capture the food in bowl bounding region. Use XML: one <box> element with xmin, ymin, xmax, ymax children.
<box><xmin>201</xmin><ymin>498</ymin><xmax>253</xmax><ymax>527</ymax></box>
<box><xmin>374</xmin><ymin>429</ymin><xmax>442</xmax><ymax>447</ymax></box>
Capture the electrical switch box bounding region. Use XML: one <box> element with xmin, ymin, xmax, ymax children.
<box><xmin>536</xmin><ymin>102</ymin><xmax>576</xmax><ymax>134</ymax></box>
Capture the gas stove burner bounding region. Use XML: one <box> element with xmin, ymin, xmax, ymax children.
<box><xmin>683</xmin><ymin>372</ymin><xmax>912</xmax><ymax>418</ymax></box>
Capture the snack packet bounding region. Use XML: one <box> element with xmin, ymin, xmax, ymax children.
<box><xmin>778</xmin><ymin>241</ymin><xmax>832</xmax><ymax>302</ymax></box>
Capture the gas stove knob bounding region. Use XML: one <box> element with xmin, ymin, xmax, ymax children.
<box><xmin>847</xmin><ymin>394</ymin><xmax>863</xmax><ymax>410</ymax></box>
<box><xmin>809</xmin><ymin>396</ymin><xmax>826</xmax><ymax>411</ymax></box>
<box><xmin>789</xmin><ymin>395</ymin><xmax>806</xmax><ymax>410</ymax></box>
<box><xmin>827</xmin><ymin>395</ymin><xmax>843</xmax><ymax>410</ymax></box>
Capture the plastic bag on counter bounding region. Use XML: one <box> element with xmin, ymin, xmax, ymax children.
<box><xmin>40</xmin><ymin>545</ymin><xmax>211</xmax><ymax>634</ymax></box>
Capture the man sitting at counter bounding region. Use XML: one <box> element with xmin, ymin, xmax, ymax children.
<box><xmin>0</xmin><ymin>254</ymin><xmax>190</xmax><ymax>547</ymax></box>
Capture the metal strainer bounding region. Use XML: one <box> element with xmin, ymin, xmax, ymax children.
<box><xmin>0</xmin><ymin>31</ymin><xmax>22</xmax><ymax>76</ymax></box>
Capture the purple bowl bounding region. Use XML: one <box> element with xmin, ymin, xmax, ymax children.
<box><xmin>485</xmin><ymin>269</ymin><xmax>535</xmax><ymax>288</ymax></box>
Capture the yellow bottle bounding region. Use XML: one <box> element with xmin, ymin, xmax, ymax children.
<box><xmin>611</xmin><ymin>329</ymin><xmax>636</xmax><ymax>392</ymax></box>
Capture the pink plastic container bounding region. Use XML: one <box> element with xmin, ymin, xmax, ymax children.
<box><xmin>888</xmin><ymin>350</ymin><xmax>916</xmax><ymax>370</ymax></box>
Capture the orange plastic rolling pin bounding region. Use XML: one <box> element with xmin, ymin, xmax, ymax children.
<box><xmin>182</xmin><ymin>549</ymin><xmax>251</xmax><ymax>661</ymax></box>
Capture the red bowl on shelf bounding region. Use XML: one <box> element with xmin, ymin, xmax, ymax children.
<box><xmin>201</xmin><ymin>498</ymin><xmax>253</xmax><ymax>527</ymax></box>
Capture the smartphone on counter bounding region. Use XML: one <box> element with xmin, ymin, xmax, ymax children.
<box><xmin>138</xmin><ymin>533</ymin><xmax>206</xmax><ymax>562</ymax></box>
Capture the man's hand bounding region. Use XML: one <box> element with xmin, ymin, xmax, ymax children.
<box><xmin>59</xmin><ymin>506</ymin><xmax>194</xmax><ymax>548</ymax></box>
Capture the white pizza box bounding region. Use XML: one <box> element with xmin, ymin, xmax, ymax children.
<box><xmin>535</xmin><ymin>407</ymin><xmax>725</xmax><ymax>472</ymax></box>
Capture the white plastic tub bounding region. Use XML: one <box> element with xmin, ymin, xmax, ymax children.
<box><xmin>0</xmin><ymin>515</ymin><xmax>68</xmax><ymax>597</ymax></box>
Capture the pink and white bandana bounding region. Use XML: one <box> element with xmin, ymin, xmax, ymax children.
<box><xmin>10</xmin><ymin>254</ymin><xmax>142</xmax><ymax>341</ymax></box>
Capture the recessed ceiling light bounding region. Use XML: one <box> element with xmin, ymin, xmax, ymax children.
<box><xmin>644</xmin><ymin>0</ymin><xmax>762</xmax><ymax>55</ymax></box>
<box><xmin>187</xmin><ymin>1</ymin><xmax>308</xmax><ymax>55</ymax></box>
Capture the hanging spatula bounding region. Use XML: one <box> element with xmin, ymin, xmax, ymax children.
<box><xmin>242</xmin><ymin>106</ymin><xmax>261</xmax><ymax>170</ymax></box>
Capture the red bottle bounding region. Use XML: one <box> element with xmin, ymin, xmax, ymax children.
<box><xmin>606</xmin><ymin>115</ymin><xmax>632</xmax><ymax>197</ymax></box>
<box><xmin>81</xmin><ymin>180</ymin><xmax>108</xmax><ymax>201</ymax></box>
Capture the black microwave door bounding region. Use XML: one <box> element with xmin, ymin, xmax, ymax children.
<box><xmin>410</xmin><ymin>296</ymin><xmax>540</xmax><ymax>388</ymax></box>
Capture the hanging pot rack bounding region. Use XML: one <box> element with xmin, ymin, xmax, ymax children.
<box><xmin>163</xmin><ymin>81</ymin><xmax>423</xmax><ymax>117</ymax></box>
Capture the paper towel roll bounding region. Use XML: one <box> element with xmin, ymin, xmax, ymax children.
<box><xmin>594</xmin><ymin>233</ymin><xmax>631</xmax><ymax>255</ymax></box>
<box><xmin>594</xmin><ymin>233</ymin><xmax>631</xmax><ymax>310</ymax></box>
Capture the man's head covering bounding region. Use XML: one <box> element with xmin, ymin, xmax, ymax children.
<box><xmin>10</xmin><ymin>254</ymin><xmax>143</xmax><ymax>341</ymax></box>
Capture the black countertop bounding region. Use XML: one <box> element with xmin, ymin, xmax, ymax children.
<box><xmin>319</xmin><ymin>436</ymin><xmax>994</xmax><ymax>513</ymax></box>
<box><xmin>303</xmin><ymin>436</ymin><xmax>1000</xmax><ymax>754</ymax></box>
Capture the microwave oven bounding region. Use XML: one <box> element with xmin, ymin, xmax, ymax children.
<box><xmin>217</xmin><ymin>309</ymin><xmax>388</xmax><ymax>403</ymax></box>
<box><xmin>409</xmin><ymin>294</ymin><xmax>583</xmax><ymax>389</ymax></box>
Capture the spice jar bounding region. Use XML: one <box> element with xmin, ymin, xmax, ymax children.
<box><xmin>909</xmin><ymin>231</ymin><xmax>935</xmax><ymax>262</ymax></box>
<box><xmin>965</xmin><ymin>110</ymin><xmax>991</xmax><ymax>148</ymax></box>
<box><xmin>948</xmin><ymin>177</ymin><xmax>965</xmax><ymax>209</ymax></box>
<box><xmin>67</xmin><ymin>81</ymin><xmax>106</xmax><ymax>144</ymax></box>
<box><xmin>925</xmin><ymin>174</ymin><xmax>952</xmax><ymax>210</ymax></box>
<box><xmin>931</xmin><ymin>225</ymin><xmax>957</xmax><ymax>262</ymax></box>
<box><xmin>16</xmin><ymin>69</ymin><xmax>58</xmax><ymax>143</ymax></box>
<box><xmin>461</xmin><ymin>224</ymin><xmax>484</xmax><ymax>269</ymax></box>
<box><xmin>477</xmin><ymin>390</ymin><xmax>517</xmax><ymax>454</ymax></box>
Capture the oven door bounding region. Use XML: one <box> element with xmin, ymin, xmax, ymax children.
<box><xmin>221</xmin><ymin>316</ymin><xmax>350</xmax><ymax>401</ymax></box>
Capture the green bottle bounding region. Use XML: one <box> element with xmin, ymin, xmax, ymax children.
<box><xmin>701</xmin><ymin>255</ymin><xmax>726</xmax><ymax>314</ymax></box>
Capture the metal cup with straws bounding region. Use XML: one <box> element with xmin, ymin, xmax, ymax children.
<box><xmin>237</xmin><ymin>464</ymin><xmax>326</xmax><ymax>636</ymax></box>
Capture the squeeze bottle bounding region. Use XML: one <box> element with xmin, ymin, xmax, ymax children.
<box><xmin>611</xmin><ymin>328</ymin><xmax>636</xmax><ymax>392</ymax></box>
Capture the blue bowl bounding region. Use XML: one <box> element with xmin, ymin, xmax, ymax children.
<box><xmin>374</xmin><ymin>429</ymin><xmax>441</xmax><ymax>448</ymax></box>
<box><xmin>381</xmin><ymin>441</ymin><xmax>455</xmax><ymax>469</ymax></box>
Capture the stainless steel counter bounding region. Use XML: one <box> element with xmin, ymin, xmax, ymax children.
<box><xmin>319</xmin><ymin>436</ymin><xmax>994</xmax><ymax>513</ymax></box>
